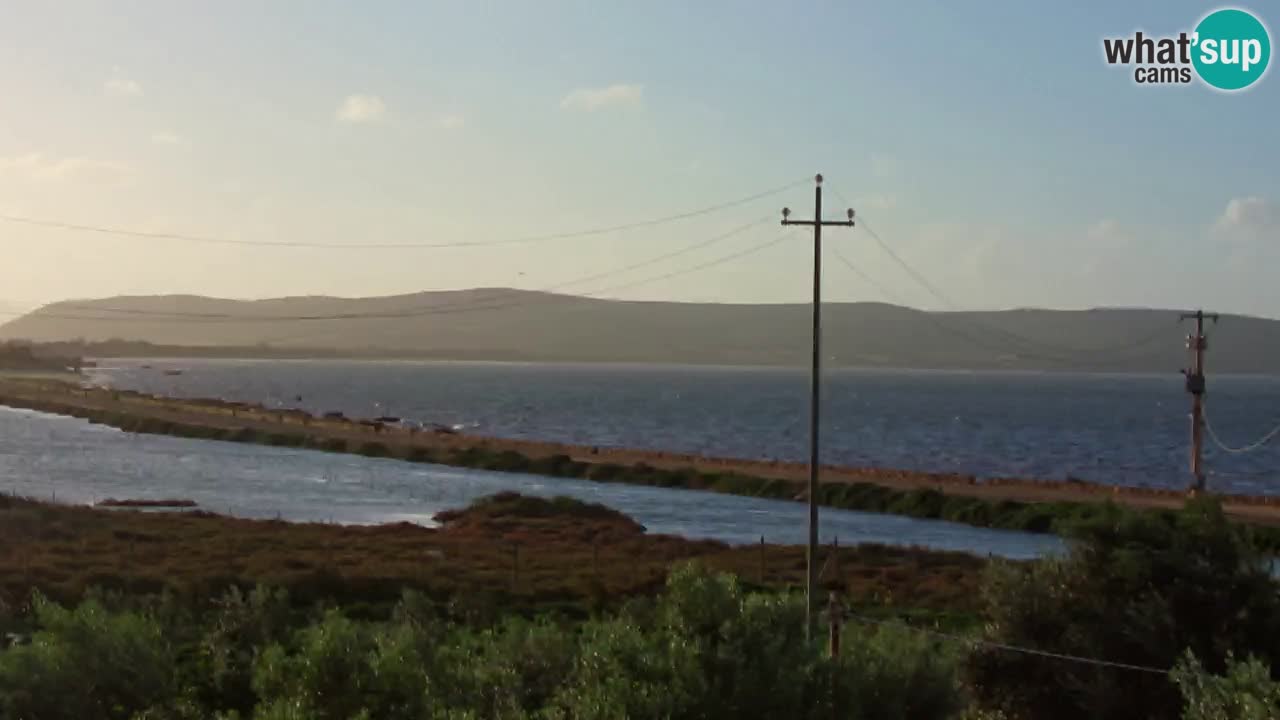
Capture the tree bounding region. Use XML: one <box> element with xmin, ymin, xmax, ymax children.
<box><xmin>967</xmin><ymin>498</ymin><xmax>1280</xmax><ymax>720</ymax></box>
<box><xmin>1173</xmin><ymin>652</ymin><xmax>1280</xmax><ymax>720</ymax></box>
<box><xmin>0</xmin><ymin>594</ymin><xmax>178</xmax><ymax>720</ymax></box>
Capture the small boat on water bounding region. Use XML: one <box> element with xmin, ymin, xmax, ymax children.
<box><xmin>163</xmin><ymin>369</ymin><xmax>184</xmax><ymax>376</ymax></box>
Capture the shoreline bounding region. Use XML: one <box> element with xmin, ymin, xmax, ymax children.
<box><xmin>3</xmin><ymin>375</ymin><xmax>1280</xmax><ymax>542</ymax></box>
<box><xmin>84</xmin><ymin>354</ymin><xmax>1280</xmax><ymax>377</ymax></box>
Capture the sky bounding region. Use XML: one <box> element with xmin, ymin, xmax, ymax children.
<box><xmin>1</xmin><ymin>1</ymin><xmax>1278</xmax><ymax>317</ymax></box>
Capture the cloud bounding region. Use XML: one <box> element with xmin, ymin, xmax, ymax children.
<box><xmin>104</xmin><ymin>67</ymin><xmax>143</xmax><ymax>97</ymax></box>
<box><xmin>1214</xmin><ymin>196</ymin><xmax>1278</xmax><ymax>239</ymax></box>
<box><xmin>151</xmin><ymin>131</ymin><xmax>188</xmax><ymax>147</ymax></box>
<box><xmin>0</xmin><ymin>152</ymin><xmax>130</xmax><ymax>183</ymax></box>
<box><xmin>336</xmin><ymin>94</ymin><xmax>387</xmax><ymax>124</ymax></box>
<box><xmin>560</xmin><ymin>83</ymin><xmax>644</xmax><ymax>111</ymax></box>
<box><xmin>1085</xmin><ymin>219</ymin><xmax>1133</xmax><ymax>247</ymax></box>
<box><xmin>435</xmin><ymin>112</ymin><xmax>465</xmax><ymax>130</ymax></box>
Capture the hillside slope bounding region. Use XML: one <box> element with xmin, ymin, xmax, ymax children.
<box><xmin>2</xmin><ymin>289</ymin><xmax>1276</xmax><ymax>372</ymax></box>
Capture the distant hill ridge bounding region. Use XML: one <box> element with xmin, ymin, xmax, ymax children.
<box><xmin>3</xmin><ymin>289</ymin><xmax>1279</xmax><ymax>373</ymax></box>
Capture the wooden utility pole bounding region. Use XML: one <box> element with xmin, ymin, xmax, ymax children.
<box><xmin>827</xmin><ymin>590</ymin><xmax>843</xmax><ymax>658</ymax></box>
<box><xmin>1181</xmin><ymin>309</ymin><xmax>1219</xmax><ymax>492</ymax></box>
<box><xmin>781</xmin><ymin>174</ymin><xmax>855</xmax><ymax>638</ymax></box>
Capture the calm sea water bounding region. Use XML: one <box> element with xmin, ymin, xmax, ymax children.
<box><xmin>93</xmin><ymin>359</ymin><xmax>1280</xmax><ymax>495</ymax></box>
<box><xmin>0</xmin><ymin>406</ymin><xmax>1061</xmax><ymax>559</ymax></box>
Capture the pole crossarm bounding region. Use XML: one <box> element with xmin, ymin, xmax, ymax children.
<box><xmin>781</xmin><ymin>220</ymin><xmax>856</xmax><ymax>227</ymax></box>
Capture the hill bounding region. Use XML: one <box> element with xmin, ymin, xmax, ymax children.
<box><xmin>2</xmin><ymin>289</ymin><xmax>1278</xmax><ymax>373</ymax></box>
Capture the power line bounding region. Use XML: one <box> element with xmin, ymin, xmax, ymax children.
<box><xmin>1203</xmin><ymin>398</ymin><xmax>1280</xmax><ymax>455</ymax></box>
<box><xmin>0</xmin><ymin>177</ymin><xmax>807</xmax><ymax>250</ymax></box>
<box><xmin>42</xmin><ymin>217</ymin><xmax>771</xmax><ymax>322</ymax></box>
<box><xmin>853</xmin><ymin>216</ymin><xmax>959</xmax><ymax>311</ymax></box>
<box><xmin>855</xmin><ymin>215</ymin><xmax>1177</xmax><ymax>358</ymax></box>
<box><xmin>828</xmin><ymin>245</ymin><xmax>915</xmax><ymax>307</ymax></box>
<box><xmin>244</xmin><ymin>229</ymin><xmax>800</xmax><ymax>347</ymax></box>
<box><xmin>585</xmin><ymin>230</ymin><xmax>795</xmax><ymax>297</ymax></box>
<box><xmin>841</xmin><ymin>611</ymin><xmax>1170</xmax><ymax>675</ymax></box>
<box><xmin>824</xmin><ymin>245</ymin><xmax>1172</xmax><ymax>369</ymax></box>
<box><xmin>8</xmin><ymin>224</ymin><xmax>794</xmax><ymax>329</ymax></box>
<box><xmin>913</xmin><ymin>308</ymin><xmax>1171</xmax><ymax>369</ymax></box>
<box><xmin>825</xmin><ymin>189</ymin><xmax>1179</xmax><ymax>360</ymax></box>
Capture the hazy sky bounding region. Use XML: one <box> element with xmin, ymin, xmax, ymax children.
<box><xmin>1</xmin><ymin>1</ymin><xmax>1277</xmax><ymax>316</ymax></box>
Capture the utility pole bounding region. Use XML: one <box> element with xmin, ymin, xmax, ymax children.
<box><xmin>781</xmin><ymin>174</ymin><xmax>855</xmax><ymax>638</ymax></box>
<box><xmin>1180</xmin><ymin>309</ymin><xmax>1219</xmax><ymax>493</ymax></box>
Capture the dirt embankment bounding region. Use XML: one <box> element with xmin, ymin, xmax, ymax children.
<box><xmin>2</xmin><ymin>375</ymin><xmax>1279</xmax><ymax>528</ymax></box>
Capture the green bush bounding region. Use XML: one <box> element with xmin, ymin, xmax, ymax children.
<box><xmin>357</xmin><ymin>441</ymin><xmax>390</xmax><ymax>458</ymax></box>
<box><xmin>252</xmin><ymin>610</ymin><xmax>387</xmax><ymax>720</ymax></box>
<box><xmin>433</xmin><ymin>617</ymin><xmax>576</xmax><ymax>718</ymax></box>
<box><xmin>405</xmin><ymin>447</ymin><xmax>436</xmax><ymax>463</ymax></box>
<box><xmin>0</xmin><ymin>593</ymin><xmax>178</xmax><ymax>720</ymax></box>
<box><xmin>226</xmin><ymin>428</ymin><xmax>261</xmax><ymax>443</ymax></box>
<box><xmin>967</xmin><ymin>498</ymin><xmax>1280</xmax><ymax>720</ymax></box>
<box><xmin>1173</xmin><ymin>651</ymin><xmax>1280</xmax><ymax>720</ymax></box>
<box><xmin>484</xmin><ymin>450</ymin><xmax>533</xmax><ymax>473</ymax></box>
<box><xmin>193</xmin><ymin>585</ymin><xmax>294</xmax><ymax>716</ymax></box>
<box><xmin>835</xmin><ymin>621</ymin><xmax>963</xmax><ymax>720</ymax></box>
<box><xmin>584</xmin><ymin>462</ymin><xmax>626</xmax><ymax>481</ymax></box>
<box><xmin>0</xmin><ymin>566</ymin><xmax>964</xmax><ymax>719</ymax></box>
<box><xmin>548</xmin><ymin>563</ymin><xmax>962</xmax><ymax>720</ymax></box>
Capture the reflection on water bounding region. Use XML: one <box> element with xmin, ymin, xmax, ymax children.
<box><xmin>94</xmin><ymin>359</ymin><xmax>1280</xmax><ymax>495</ymax></box>
<box><xmin>0</xmin><ymin>406</ymin><xmax>1062</xmax><ymax>559</ymax></box>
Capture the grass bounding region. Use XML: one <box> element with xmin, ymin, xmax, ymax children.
<box><xmin>0</xmin><ymin>493</ymin><xmax>987</xmax><ymax>623</ymax></box>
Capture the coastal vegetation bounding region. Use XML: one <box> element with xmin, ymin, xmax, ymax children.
<box><xmin>0</xmin><ymin>492</ymin><xmax>983</xmax><ymax>622</ymax></box>
<box><xmin>1</xmin><ymin>494</ymin><xmax>1278</xmax><ymax>719</ymax></box>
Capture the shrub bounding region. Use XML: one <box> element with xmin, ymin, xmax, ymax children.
<box><xmin>229</xmin><ymin>428</ymin><xmax>261</xmax><ymax>443</ymax></box>
<box><xmin>357</xmin><ymin>441</ymin><xmax>390</xmax><ymax>458</ymax></box>
<box><xmin>967</xmin><ymin>498</ymin><xmax>1280</xmax><ymax>720</ymax></box>
<box><xmin>584</xmin><ymin>462</ymin><xmax>626</xmax><ymax>481</ymax></box>
<box><xmin>549</xmin><ymin>563</ymin><xmax>962</xmax><ymax>720</ymax></box>
<box><xmin>192</xmin><ymin>585</ymin><xmax>294</xmax><ymax>716</ymax></box>
<box><xmin>0</xmin><ymin>594</ymin><xmax>178</xmax><ymax>720</ymax></box>
<box><xmin>265</xmin><ymin>433</ymin><xmax>302</xmax><ymax>447</ymax></box>
<box><xmin>251</xmin><ymin>610</ymin><xmax>385</xmax><ymax>720</ymax></box>
<box><xmin>835</xmin><ymin>621</ymin><xmax>963</xmax><ymax>720</ymax></box>
<box><xmin>484</xmin><ymin>450</ymin><xmax>533</xmax><ymax>473</ymax></box>
<box><xmin>0</xmin><ymin>566</ymin><xmax>966</xmax><ymax>719</ymax></box>
<box><xmin>433</xmin><ymin>617</ymin><xmax>577</xmax><ymax>717</ymax></box>
<box><xmin>405</xmin><ymin>447</ymin><xmax>435</xmax><ymax>463</ymax></box>
<box><xmin>1173</xmin><ymin>651</ymin><xmax>1280</xmax><ymax>720</ymax></box>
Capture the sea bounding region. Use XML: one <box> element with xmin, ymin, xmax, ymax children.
<box><xmin>0</xmin><ymin>406</ymin><xmax>1061</xmax><ymax>559</ymax></box>
<box><xmin>3</xmin><ymin>359</ymin><xmax>1277</xmax><ymax>560</ymax></box>
<box><xmin>92</xmin><ymin>359</ymin><xmax>1280</xmax><ymax>495</ymax></box>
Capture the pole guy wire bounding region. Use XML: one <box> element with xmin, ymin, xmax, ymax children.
<box><xmin>841</xmin><ymin>611</ymin><xmax>1171</xmax><ymax>675</ymax></box>
<box><xmin>1203</xmin><ymin>398</ymin><xmax>1280</xmax><ymax>454</ymax></box>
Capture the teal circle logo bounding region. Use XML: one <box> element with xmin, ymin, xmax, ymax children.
<box><xmin>1192</xmin><ymin>8</ymin><xmax>1271</xmax><ymax>90</ymax></box>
